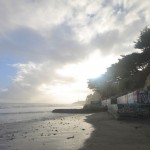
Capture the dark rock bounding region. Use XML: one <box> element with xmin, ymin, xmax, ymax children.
<box><xmin>67</xmin><ymin>136</ymin><xmax>74</xmax><ymax>139</ymax></box>
<box><xmin>52</xmin><ymin>108</ymin><xmax>107</xmax><ymax>114</ymax></box>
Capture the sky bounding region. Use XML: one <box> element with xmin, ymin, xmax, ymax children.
<box><xmin>0</xmin><ymin>0</ymin><xmax>150</xmax><ymax>104</ymax></box>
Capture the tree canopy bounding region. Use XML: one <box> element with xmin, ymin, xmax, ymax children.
<box><xmin>88</xmin><ymin>27</ymin><xmax>150</xmax><ymax>100</ymax></box>
<box><xmin>135</xmin><ymin>27</ymin><xmax>150</xmax><ymax>51</ymax></box>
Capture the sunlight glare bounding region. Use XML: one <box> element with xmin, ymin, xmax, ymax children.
<box><xmin>56</xmin><ymin>50</ymin><xmax>117</xmax><ymax>80</ymax></box>
<box><xmin>37</xmin><ymin>51</ymin><xmax>117</xmax><ymax>103</ymax></box>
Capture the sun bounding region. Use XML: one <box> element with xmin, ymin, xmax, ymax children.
<box><xmin>56</xmin><ymin>50</ymin><xmax>117</xmax><ymax>80</ymax></box>
<box><xmin>37</xmin><ymin>50</ymin><xmax>117</xmax><ymax>104</ymax></box>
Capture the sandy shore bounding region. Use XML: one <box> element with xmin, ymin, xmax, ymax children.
<box><xmin>0</xmin><ymin>114</ymin><xmax>93</xmax><ymax>150</ymax></box>
<box><xmin>79</xmin><ymin>112</ymin><xmax>150</xmax><ymax>150</ymax></box>
<box><xmin>0</xmin><ymin>112</ymin><xmax>150</xmax><ymax>150</ymax></box>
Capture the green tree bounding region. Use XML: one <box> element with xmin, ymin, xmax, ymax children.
<box><xmin>87</xmin><ymin>27</ymin><xmax>150</xmax><ymax>100</ymax></box>
<box><xmin>135</xmin><ymin>27</ymin><xmax>150</xmax><ymax>51</ymax></box>
<box><xmin>135</xmin><ymin>27</ymin><xmax>150</xmax><ymax>77</ymax></box>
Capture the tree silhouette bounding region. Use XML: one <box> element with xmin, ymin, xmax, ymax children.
<box><xmin>135</xmin><ymin>27</ymin><xmax>150</xmax><ymax>51</ymax></box>
<box><xmin>87</xmin><ymin>27</ymin><xmax>150</xmax><ymax>100</ymax></box>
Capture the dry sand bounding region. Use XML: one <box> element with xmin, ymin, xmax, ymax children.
<box><xmin>0</xmin><ymin>112</ymin><xmax>150</xmax><ymax>150</ymax></box>
<box><xmin>79</xmin><ymin>112</ymin><xmax>150</xmax><ymax>150</ymax></box>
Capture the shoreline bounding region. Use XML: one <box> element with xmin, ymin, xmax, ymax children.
<box><xmin>1</xmin><ymin>112</ymin><xmax>150</xmax><ymax>150</ymax></box>
<box><xmin>0</xmin><ymin>113</ymin><xmax>94</xmax><ymax>150</ymax></box>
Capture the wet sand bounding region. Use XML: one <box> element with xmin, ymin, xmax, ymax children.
<box><xmin>0</xmin><ymin>114</ymin><xmax>93</xmax><ymax>150</ymax></box>
<box><xmin>0</xmin><ymin>112</ymin><xmax>150</xmax><ymax>150</ymax></box>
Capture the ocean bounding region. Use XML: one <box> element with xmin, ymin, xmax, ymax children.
<box><xmin>0</xmin><ymin>103</ymin><xmax>82</xmax><ymax>124</ymax></box>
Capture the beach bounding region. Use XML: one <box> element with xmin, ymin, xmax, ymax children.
<box><xmin>0</xmin><ymin>114</ymin><xmax>93</xmax><ymax>150</ymax></box>
<box><xmin>80</xmin><ymin>112</ymin><xmax>150</xmax><ymax>150</ymax></box>
<box><xmin>0</xmin><ymin>112</ymin><xmax>150</xmax><ymax>150</ymax></box>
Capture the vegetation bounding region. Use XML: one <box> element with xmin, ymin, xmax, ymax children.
<box><xmin>88</xmin><ymin>27</ymin><xmax>150</xmax><ymax>100</ymax></box>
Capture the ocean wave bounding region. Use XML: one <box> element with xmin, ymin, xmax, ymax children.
<box><xmin>0</xmin><ymin>103</ymin><xmax>54</xmax><ymax>109</ymax></box>
<box><xmin>0</xmin><ymin>110</ymin><xmax>52</xmax><ymax>115</ymax></box>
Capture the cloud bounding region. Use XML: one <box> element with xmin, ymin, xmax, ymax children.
<box><xmin>0</xmin><ymin>0</ymin><xmax>71</xmax><ymax>33</ymax></box>
<box><xmin>0</xmin><ymin>27</ymin><xmax>48</xmax><ymax>60</ymax></box>
<box><xmin>0</xmin><ymin>0</ymin><xmax>150</xmax><ymax>59</ymax></box>
<box><xmin>0</xmin><ymin>61</ymin><xmax>89</xmax><ymax>103</ymax></box>
<box><xmin>91</xmin><ymin>29</ymin><xmax>120</xmax><ymax>54</ymax></box>
<box><xmin>0</xmin><ymin>23</ymin><xmax>92</xmax><ymax>64</ymax></box>
<box><xmin>0</xmin><ymin>0</ymin><xmax>150</xmax><ymax>103</ymax></box>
